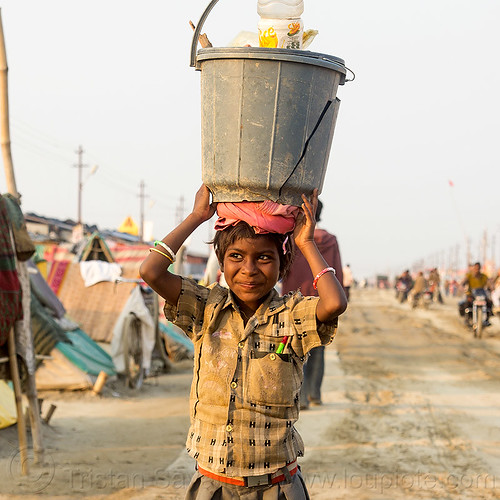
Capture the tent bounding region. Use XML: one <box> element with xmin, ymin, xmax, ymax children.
<box><xmin>35</xmin><ymin>328</ymin><xmax>116</xmax><ymax>391</ymax></box>
<box><xmin>79</xmin><ymin>231</ymin><xmax>115</xmax><ymax>263</ymax></box>
<box><xmin>27</xmin><ymin>260</ymin><xmax>117</xmax><ymax>391</ymax></box>
<box><xmin>55</xmin><ymin>234</ymin><xmax>141</xmax><ymax>343</ymax></box>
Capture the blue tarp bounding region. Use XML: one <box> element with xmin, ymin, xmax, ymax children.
<box><xmin>159</xmin><ymin>322</ymin><xmax>194</xmax><ymax>353</ymax></box>
<box><xmin>57</xmin><ymin>328</ymin><xmax>116</xmax><ymax>376</ymax></box>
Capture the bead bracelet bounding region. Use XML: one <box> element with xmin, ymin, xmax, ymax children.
<box><xmin>154</xmin><ymin>240</ymin><xmax>176</xmax><ymax>263</ymax></box>
<box><xmin>312</xmin><ymin>267</ymin><xmax>336</xmax><ymax>290</ymax></box>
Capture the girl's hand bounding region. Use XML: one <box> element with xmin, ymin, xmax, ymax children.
<box><xmin>293</xmin><ymin>188</ymin><xmax>318</xmax><ymax>251</ymax></box>
<box><xmin>192</xmin><ymin>184</ymin><xmax>217</xmax><ymax>222</ymax></box>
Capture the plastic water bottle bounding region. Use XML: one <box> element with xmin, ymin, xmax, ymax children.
<box><xmin>257</xmin><ymin>0</ymin><xmax>304</xmax><ymax>49</ymax></box>
<box><xmin>257</xmin><ymin>0</ymin><xmax>304</xmax><ymax>18</ymax></box>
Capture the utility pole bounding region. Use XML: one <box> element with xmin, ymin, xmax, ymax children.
<box><xmin>491</xmin><ymin>235</ymin><xmax>496</xmax><ymax>270</ymax></box>
<box><xmin>175</xmin><ymin>195</ymin><xmax>185</xmax><ymax>226</ymax></box>
<box><xmin>73</xmin><ymin>145</ymin><xmax>88</xmax><ymax>224</ymax></box>
<box><xmin>466</xmin><ymin>237</ymin><xmax>471</xmax><ymax>269</ymax></box>
<box><xmin>482</xmin><ymin>229</ymin><xmax>488</xmax><ymax>267</ymax></box>
<box><xmin>138</xmin><ymin>180</ymin><xmax>147</xmax><ymax>242</ymax></box>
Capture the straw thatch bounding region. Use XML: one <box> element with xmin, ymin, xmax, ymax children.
<box><xmin>56</xmin><ymin>263</ymin><xmax>139</xmax><ymax>343</ymax></box>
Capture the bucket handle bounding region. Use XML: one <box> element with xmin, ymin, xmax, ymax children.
<box><xmin>278</xmin><ymin>99</ymin><xmax>335</xmax><ymax>200</ymax></box>
<box><xmin>345</xmin><ymin>66</ymin><xmax>355</xmax><ymax>82</ymax></box>
<box><xmin>190</xmin><ymin>0</ymin><xmax>220</xmax><ymax>68</ymax></box>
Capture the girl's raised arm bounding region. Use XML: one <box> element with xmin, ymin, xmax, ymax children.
<box><xmin>140</xmin><ymin>185</ymin><xmax>216</xmax><ymax>305</ymax></box>
<box><xmin>293</xmin><ymin>189</ymin><xmax>347</xmax><ymax>322</ymax></box>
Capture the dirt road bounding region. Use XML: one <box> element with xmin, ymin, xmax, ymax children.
<box><xmin>1</xmin><ymin>288</ymin><xmax>500</xmax><ymax>499</ymax></box>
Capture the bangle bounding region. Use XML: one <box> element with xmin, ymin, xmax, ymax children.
<box><xmin>313</xmin><ymin>267</ymin><xmax>336</xmax><ymax>290</ymax></box>
<box><xmin>154</xmin><ymin>240</ymin><xmax>176</xmax><ymax>263</ymax></box>
<box><xmin>149</xmin><ymin>247</ymin><xmax>173</xmax><ymax>264</ymax></box>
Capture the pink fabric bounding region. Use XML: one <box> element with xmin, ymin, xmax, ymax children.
<box><xmin>215</xmin><ymin>201</ymin><xmax>300</xmax><ymax>234</ymax></box>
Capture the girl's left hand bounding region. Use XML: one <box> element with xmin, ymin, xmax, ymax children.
<box><xmin>192</xmin><ymin>184</ymin><xmax>217</xmax><ymax>222</ymax></box>
<box><xmin>293</xmin><ymin>189</ymin><xmax>318</xmax><ymax>250</ymax></box>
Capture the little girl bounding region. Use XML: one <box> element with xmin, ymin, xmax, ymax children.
<box><xmin>140</xmin><ymin>185</ymin><xmax>347</xmax><ymax>499</ymax></box>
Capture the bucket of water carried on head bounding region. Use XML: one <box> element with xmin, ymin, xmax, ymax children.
<box><xmin>191</xmin><ymin>0</ymin><xmax>354</xmax><ymax>207</ymax></box>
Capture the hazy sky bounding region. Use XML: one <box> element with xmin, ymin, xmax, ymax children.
<box><xmin>0</xmin><ymin>0</ymin><xmax>499</xmax><ymax>279</ymax></box>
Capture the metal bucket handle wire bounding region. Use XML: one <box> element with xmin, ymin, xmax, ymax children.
<box><xmin>190</xmin><ymin>0</ymin><xmax>220</xmax><ymax>68</ymax></box>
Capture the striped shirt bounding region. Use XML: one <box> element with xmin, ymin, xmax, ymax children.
<box><xmin>164</xmin><ymin>277</ymin><xmax>337</xmax><ymax>478</ymax></box>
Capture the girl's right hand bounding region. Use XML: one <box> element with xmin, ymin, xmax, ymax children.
<box><xmin>192</xmin><ymin>184</ymin><xmax>217</xmax><ymax>222</ymax></box>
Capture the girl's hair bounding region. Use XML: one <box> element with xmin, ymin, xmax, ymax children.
<box><xmin>211</xmin><ymin>222</ymin><xmax>295</xmax><ymax>279</ymax></box>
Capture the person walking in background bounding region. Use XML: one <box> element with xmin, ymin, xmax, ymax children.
<box><xmin>343</xmin><ymin>263</ymin><xmax>354</xmax><ymax>301</ymax></box>
<box><xmin>428</xmin><ymin>267</ymin><xmax>443</xmax><ymax>304</ymax></box>
<box><xmin>281</xmin><ymin>199</ymin><xmax>344</xmax><ymax>410</ymax></box>
<box><xmin>492</xmin><ymin>269</ymin><xmax>500</xmax><ymax>315</ymax></box>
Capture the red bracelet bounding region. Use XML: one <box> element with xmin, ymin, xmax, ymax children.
<box><xmin>313</xmin><ymin>267</ymin><xmax>336</xmax><ymax>290</ymax></box>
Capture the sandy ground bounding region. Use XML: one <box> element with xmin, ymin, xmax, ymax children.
<box><xmin>1</xmin><ymin>288</ymin><xmax>500</xmax><ymax>499</ymax></box>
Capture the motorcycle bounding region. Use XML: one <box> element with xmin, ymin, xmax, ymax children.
<box><xmin>411</xmin><ymin>288</ymin><xmax>433</xmax><ymax>309</ymax></box>
<box><xmin>462</xmin><ymin>288</ymin><xmax>493</xmax><ymax>338</ymax></box>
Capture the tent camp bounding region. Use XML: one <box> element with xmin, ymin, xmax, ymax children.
<box><xmin>28</xmin><ymin>259</ymin><xmax>117</xmax><ymax>391</ymax></box>
<box><xmin>53</xmin><ymin>233</ymin><xmax>148</xmax><ymax>343</ymax></box>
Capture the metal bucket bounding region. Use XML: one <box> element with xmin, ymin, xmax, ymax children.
<box><xmin>191</xmin><ymin>0</ymin><xmax>353</xmax><ymax>206</ymax></box>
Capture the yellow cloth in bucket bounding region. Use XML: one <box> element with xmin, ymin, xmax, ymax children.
<box><xmin>0</xmin><ymin>380</ymin><xmax>17</xmax><ymax>429</ymax></box>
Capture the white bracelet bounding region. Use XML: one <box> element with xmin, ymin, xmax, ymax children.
<box><xmin>154</xmin><ymin>240</ymin><xmax>176</xmax><ymax>263</ymax></box>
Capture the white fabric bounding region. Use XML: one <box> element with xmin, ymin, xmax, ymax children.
<box><xmin>110</xmin><ymin>286</ymin><xmax>155</xmax><ymax>373</ymax></box>
<box><xmin>79</xmin><ymin>260</ymin><xmax>122</xmax><ymax>287</ymax></box>
<box><xmin>202</xmin><ymin>250</ymin><xmax>220</xmax><ymax>286</ymax></box>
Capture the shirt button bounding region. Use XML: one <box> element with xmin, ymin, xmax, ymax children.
<box><xmin>238</xmin><ymin>342</ymin><xmax>244</xmax><ymax>348</ymax></box>
<box><xmin>269</xmin><ymin>353</ymin><xmax>276</xmax><ymax>361</ymax></box>
<box><xmin>226</xmin><ymin>424</ymin><xmax>233</xmax><ymax>433</ymax></box>
<box><xmin>230</xmin><ymin>381</ymin><xmax>238</xmax><ymax>389</ymax></box>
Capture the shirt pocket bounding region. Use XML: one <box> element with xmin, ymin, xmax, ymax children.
<box><xmin>245</xmin><ymin>351</ymin><xmax>298</xmax><ymax>407</ymax></box>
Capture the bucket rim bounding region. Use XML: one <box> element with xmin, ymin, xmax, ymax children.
<box><xmin>196</xmin><ymin>47</ymin><xmax>346</xmax><ymax>74</ymax></box>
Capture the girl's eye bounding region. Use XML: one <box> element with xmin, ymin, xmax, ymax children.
<box><xmin>259</xmin><ymin>255</ymin><xmax>272</xmax><ymax>261</ymax></box>
<box><xmin>228</xmin><ymin>252</ymin><xmax>242</xmax><ymax>259</ymax></box>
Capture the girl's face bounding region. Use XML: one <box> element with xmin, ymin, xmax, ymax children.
<box><xmin>222</xmin><ymin>235</ymin><xmax>281</xmax><ymax>314</ymax></box>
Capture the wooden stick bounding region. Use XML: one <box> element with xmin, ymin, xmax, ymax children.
<box><xmin>189</xmin><ymin>20</ymin><xmax>213</xmax><ymax>48</ymax></box>
<box><xmin>43</xmin><ymin>404</ymin><xmax>57</xmax><ymax>425</ymax></box>
<box><xmin>26</xmin><ymin>376</ymin><xmax>44</xmax><ymax>463</ymax></box>
<box><xmin>92</xmin><ymin>371</ymin><xmax>108</xmax><ymax>395</ymax></box>
<box><xmin>7</xmin><ymin>327</ymin><xmax>29</xmax><ymax>475</ymax></box>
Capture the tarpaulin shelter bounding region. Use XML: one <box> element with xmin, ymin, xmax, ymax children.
<box><xmin>27</xmin><ymin>260</ymin><xmax>116</xmax><ymax>390</ymax></box>
<box><xmin>54</xmin><ymin>234</ymin><xmax>145</xmax><ymax>343</ymax></box>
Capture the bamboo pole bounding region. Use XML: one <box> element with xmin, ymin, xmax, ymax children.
<box><xmin>0</xmin><ymin>9</ymin><xmax>28</xmax><ymax>475</ymax></box>
<box><xmin>0</xmin><ymin>8</ymin><xmax>43</xmax><ymax>469</ymax></box>
<box><xmin>7</xmin><ymin>328</ymin><xmax>28</xmax><ymax>475</ymax></box>
<box><xmin>0</xmin><ymin>9</ymin><xmax>19</xmax><ymax>200</ymax></box>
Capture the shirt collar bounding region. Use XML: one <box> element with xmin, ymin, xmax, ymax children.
<box><xmin>220</xmin><ymin>287</ymin><xmax>286</xmax><ymax>322</ymax></box>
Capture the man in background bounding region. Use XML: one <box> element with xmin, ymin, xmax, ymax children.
<box><xmin>281</xmin><ymin>200</ymin><xmax>343</xmax><ymax>409</ymax></box>
<box><xmin>343</xmin><ymin>264</ymin><xmax>354</xmax><ymax>301</ymax></box>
